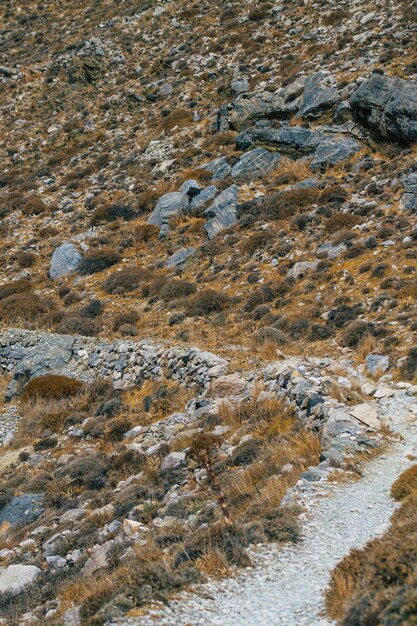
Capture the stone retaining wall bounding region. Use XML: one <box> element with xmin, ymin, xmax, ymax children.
<box><xmin>0</xmin><ymin>329</ymin><xmax>228</xmax><ymax>393</ymax></box>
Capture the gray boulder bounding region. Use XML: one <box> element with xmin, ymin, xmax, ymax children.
<box><xmin>179</xmin><ymin>179</ymin><xmax>201</xmax><ymax>197</ymax></box>
<box><xmin>166</xmin><ymin>247</ymin><xmax>196</xmax><ymax>268</ymax></box>
<box><xmin>189</xmin><ymin>185</ymin><xmax>218</xmax><ymax>211</ymax></box>
<box><xmin>160</xmin><ymin>451</ymin><xmax>186</xmax><ymax>472</ymax></box>
<box><xmin>0</xmin><ymin>564</ymin><xmax>41</xmax><ymax>595</ymax></box>
<box><xmin>231</xmin><ymin>148</ymin><xmax>281</xmax><ymax>181</ymax></box>
<box><xmin>147</xmin><ymin>192</ymin><xmax>189</xmax><ymax>226</ymax></box>
<box><xmin>199</xmin><ymin>156</ymin><xmax>231</xmax><ymax>181</ymax></box>
<box><xmin>400</xmin><ymin>173</ymin><xmax>417</xmax><ymax>212</ymax></box>
<box><xmin>287</xmin><ymin>261</ymin><xmax>319</xmax><ymax>279</ymax></box>
<box><xmin>0</xmin><ymin>494</ymin><xmax>44</xmax><ymax>527</ymax></box>
<box><xmin>49</xmin><ymin>243</ymin><xmax>83</xmax><ymax>279</ymax></box>
<box><xmin>204</xmin><ymin>185</ymin><xmax>239</xmax><ymax>239</ymax></box>
<box><xmin>310</xmin><ymin>136</ymin><xmax>361</xmax><ymax>171</ymax></box>
<box><xmin>350</xmin><ymin>73</ymin><xmax>417</xmax><ymax>143</ymax></box>
<box><xmin>366</xmin><ymin>354</ymin><xmax>389</xmax><ymax>376</ymax></box>
<box><xmin>298</xmin><ymin>71</ymin><xmax>338</xmax><ymax>119</ymax></box>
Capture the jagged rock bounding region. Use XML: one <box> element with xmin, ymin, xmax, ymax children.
<box><xmin>82</xmin><ymin>540</ymin><xmax>116</xmax><ymax>576</ymax></box>
<box><xmin>298</xmin><ymin>71</ymin><xmax>338</xmax><ymax>119</ymax></box>
<box><xmin>0</xmin><ymin>494</ymin><xmax>44</xmax><ymax>527</ymax></box>
<box><xmin>200</xmin><ymin>156</ymin><xmax>231</xmax><ymax>181</ymax></box>
<box><xmin>49</xmin><ymin>243</ymin><xmax>83</xmax><ymax>279</ymax></box>
<box><xmin>400</xmin><ymin>173</ymin><xmax>417</xmax><ymax>212</ymax></box>
<box><xmin>366</xmin><ymin>354</ymin><xmax>389</xmax><ymax>376</ymax></box>
<box><xmin>231</xmin><ymin>148</ymin><xmax>281</xmax><ymax>181</ymax></box>
<box><xmin>310</xmin><ymin>136</ymin><xmax>361</xmax><ymax>171</ymax></box>
<box><xmin>287</xmin><ymin>261</ymin><xmax>319</xmax><ymax>279</ymax></box>
<box><xmin>350</xmin><ymin>73</ymin><xmax>417</xmax><ymax>143</ymax></box>
<box><xmin>229</xmin><ymin>77</ymin><xmax>305</xmax><ymax>130</ymax></box>
<box><xmin>179</xmin><ymin>179</ymin><xmax>201</xmax><ymax>197</ymax></box>
<box><xmin>189</xmin><ymin>185</ymin><xmax>218</xmax><ymax>211</ymax></box>
<box><xmin>160</xmin><ymin>451</ymin><xmax>186</xmax><ymax>472</ymax></box>
<box><xmin>322</xmin><ymin>407</ymin><xmax>363</xmax><ymax>446</ymax></box>
<box><xmin>147</xmin><ymin>192</ymin><xmax>189</xmax><ymax>226</ymax></box>
<box><xmin>236</xmin><ymin>126</ymin><xmax>360</xmax><ymax>169</ymax></box>
<box><xmin>204</xmin><ymin>185</ymin><xmax>239</xmax><ymax>239</ymax></box>
<box><xmin>63</xmin><ymin>607</ymin><xmax>81</xmax><ymax>626</ymax></box>
<box><xmin>166</xmin><ymin>247</ymin><xmax>196</xmax><ymax>268</ymax></box>
<box><xmin>0</xmin><ymin>564</ymin><xmax>41</xmax><ymax>594</ymax></box>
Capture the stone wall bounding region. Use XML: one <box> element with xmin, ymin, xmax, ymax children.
<box><xmin>0</xmin><ymin>329</ymin><xmax>228</xmax><ymax>394</ymax></box>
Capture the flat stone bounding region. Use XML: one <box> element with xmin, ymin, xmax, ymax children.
<box><xmin>166</xmin><ymin>247</ymin><xmax>196</xmax><ymax>268</ymax></box>
<box><xmin>287</xmin><ymin>261</ymin><xmax>319</xmax><ymax>279</ymax></box>
<box><xmin>204</xmin><ymin>185</ymin><xmax>239</xmax><ymax>239</ymax></box>
<box><xmin>160</xmin><ymin>451</ymin><xmax>186</xmax><ymax>472</ymax></box>
<box><xmin>0</xmin><ymin>494</ymin><xmax>44</xmax><ymax>527</ymax></box>
<box><xmin>231</xmin><ymin>148</ymin><xmax>281</xmax><ymax>181</ymax></box>
<box><xmin>0</xmin><ymin>564</ymin><xmax>41</xmax><ymax>594</ymax></box>
<box><xmin>147</xmin><ymin>192</ymin><xmax>189</xmax><ymax>226</ymax></box>
<box><xmin>349</xmin><ymin>403</ymin><xmax>380</xmax><ymax>429</ymax></box>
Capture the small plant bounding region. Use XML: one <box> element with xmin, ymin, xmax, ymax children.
<box><xmin>22</xmin><ymin>374</ymin><xmax>85</xmax><ymax>402</ymax></box>
<box><xmin>187</xmin><ymin>289</ymin><xmax>231</xmax><ymax>316</ymax></box>
<box><xmin>134</xmin><ymin>223</ymin><xmax>160</xmax><ymax>243</ymax></box>
<box><xmin>21</xmin><ymin>195</ymin><xmax>47</xmax><ymax>216</ymax></box>
<box><xmin>80</xmin><ymin>249</ymin><xmax>120</xmax><ymax>275</ymax></box>
<box><xmin>188</xmin><ymin>433</ymin><xmax>232</xmax><ymax>525</ymax></box>
<box><xmin>102</xmin><ymin>266</ymin><xmax>150</xmax><ymax>294</ymax></box>
<box><xmin>391</xmin><ymin>464</ymin><xmax>417</xmax><ymax>501</ymax></box>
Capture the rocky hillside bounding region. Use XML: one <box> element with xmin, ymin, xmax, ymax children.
<box><xmin>0</xmin><ymin>0</ymin><xmax>416</xmax><ymax>624</ymax></box>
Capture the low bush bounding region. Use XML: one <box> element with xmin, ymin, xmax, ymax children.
<box><xmin>15</xmin><ymin>251</ymin><xmax>36</xmax><ymax>268</ymax></box>
<box><xmin>0</xmin><ymin>292</ymin><xmax>52</xmax><ymax>323</ymax></box>
<box><xmin>134</xmin><ymin>223</ymin><xmax>160</xmax><ymax>243</ymax></box>
<box><xmin>391</xmin><ymin>464</ymin><xmax>417</xmax><ymax>501</ymax></box>
<box><xmin>113</xmin><ymin>310</ymin><xmax>140</xmax><ymax>331</ymax></box>
<box><xmin>22</xmin><ymin>374</ymin><xmax>85</xmax><ymax>402</ymax></box>
<box><xmin>21</xmin><ymin>195</ymin><xmax>47</xmax><ymax>216</ymax></box>
<box><xmin>91</xmin><ymin>192</ymin><xmax>138</xmax><ymax>225</ymax></box>
<box><xmin>324</xmin><ymin>213</ymin><xmax>362</xmax><ymax>234</ymax></box>
<box><xmin>159</xmin><ymin>279</ymin><xmax>197</xmax><ymax>302</ymax></box>
<box><xmin>187</xmin><ymin>289</ymin><xmax>231</xmax><ymax>316</ymax></box>
<box><xmin>402</xmin><ymin>347</ymin><xmax>417</xmax><ymax>381</ymax></box>
<box><xmin>340</xmin><ymin>321</ymin><xmax>376</xmax><ymax>348</ymax></box>
<box><xmin>59</xmin><ymin>315</ymin><xmax>101</xmax><ymax>336</ymax></box>
<box><xmin>160</xmin><ymin>109</ymin><xmax>193</xmax><ymax>131</ymax></box>
<box><xmin>260</xmin><ymin>188</ymin><xmax>321</xmax><ymax>220</ymax></box>
<box><xmin>80</xmin><ymin>249</ymin><xmax>120</xmax><ymax>275</ymax></box>
<box><xmin>243</xmin><ymin>231</ymin><xmax>274</xmax><ymax>254</ymax></box>
<box><xmin>79</xmin><ymin>299</ymin><xmax>104</xmax><ymax>318</ymax></box>
<box><xmin>0</xmin><ymin>278</ymin><xmax>32</xmax><ymax>300</ymax></box>
<box><xmin>102</xmin><ymin>266</ymin><xmax>150</xmax><ymax>294</ymax></box>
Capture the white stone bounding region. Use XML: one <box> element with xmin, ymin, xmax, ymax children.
<box><xmin>0</xmin><ymin>564</ymin><xmax>41</xmax><ymax>594</ymax></box>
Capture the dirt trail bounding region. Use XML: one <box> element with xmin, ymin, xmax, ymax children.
<box><xmin>118</xmin><ymin>390</ymin><xmax>417</xmax><ymax>626</ymax></box>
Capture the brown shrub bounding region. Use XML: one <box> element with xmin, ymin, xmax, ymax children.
<box><xmin>260</xmin><ymin>187</ymin><xmax>321</xmax><ymax>220</ymax></box>
<box><xmin>0</xmin><ymin>292</ymin><xmax>52</xmax><ymax>323</ymax></box>
<box><xmin>22</xmin><ymin>374</ymin><xmax>85</xmax><ymax>402</ymax></box>
<box><xmin>159</xmin><ymin>279</ymin><xmax>197</xmax><ymax>302</ymax></box>
<box><xmin>134</xmin><ymin>223</ymin><xmax>160</xmax><ymax>243</ymax></box>
<box><xmin>325</xmin><ymin>213</ymin><xmax>363</xmax><ymax>234</ymax></box>
<box><xmin>59</xmin><ymin>315</ymin><xmax>100</xmax><ymax>336</ymax></box>
<box><xmin>187</xmin><ymin>289</ymin><xmax>231</xmax><ymax>316</ymax></box>
<box><xmin>91</xmin><ymin>191</ymin><xmax>139</xmax><ymax>225</ymax></box>
<box><xmin>21</xmin><ymin>195</ymin><xmax>47</xmax><ymax>216</ymax></box>
<box><xmin>391</xmin><ymin>464</ymin><xmax>417</xmax><ymax>501</ymax></box>
<box><xmin>113</xmin><ymin>310</ymin><xmax>139</xmax><ymax>331</ymax></box>
<box><xmin>0</xmin><ymin>278</ymin><xmax>32</xmax><ymax>300</ymax></box>
<box><xmin>80</xmin><ymin>249</ymin><xmax>120</xmax><ymax>275</ymax></box>
<box><xmin>15</xmin><ymin>251</ymin><xmax>36</xmax><ymax>268</ymax></box>
<box><xmin>160</xmin><ymin>109</ymin><xmax>193</xmax><ymax>131</ymax></box>
<box><xmin>102</xmin><ymin>266</ymin><xmax>151</xmax><ymax>294</ymax></box>
<box><xmin>137</xmin><ymin>190</ymin><xmax>161</xmax><ymax>213</ymax></box>
<box><xmin>243</xmin><ymin>231</ymin><xmax>274</xmax><ymax>254</ymax></box>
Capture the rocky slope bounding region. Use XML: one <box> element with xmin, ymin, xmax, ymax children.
<box><xmin>0</xmin><ymin>0</ymin><xmax>417</xmax><ymax>625</ymax></box>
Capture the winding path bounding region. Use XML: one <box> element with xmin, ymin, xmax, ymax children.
<box><xmin>118</xmin><ymin>389</ymin><xmax>417</xmax><ymax>626</ymax></box>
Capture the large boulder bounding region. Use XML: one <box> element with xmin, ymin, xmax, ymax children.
<box><xmin>165</xmin><ymin>247</ymin><xmax>196</xmax><ymax>268</ymax></box>
<box><xmin>0</xmin><ymin>564</ymin><xmax>41</xmax><ymax>594</ymax></box>
<box><xmin>204</xmin><ymin>185</ymin><xmax>239</xmax><ymax>239</ymax></box>
<box><xmin>0</xmin><ymin>494</ymin><xmax>44</xmax><ymax>527</ymax></box>
<box><xmin>350</xmin><ymin>73</ymin><xmax>417</xmax><ymax>143</ymax></box>
<box><xmin>400</xmin><ymin>173</ymin><xmax>417</xmax><ymax>212</ymax></box>
<box><xmin>310</xmin><ymin>136</ymin><xmax>361</xmax><ymax>171</ymax></box>
<box><xmin>199</xmin><ymin>156</ymin><xmax>231</xmax><ymax>181</ymax></box>
<box><xmin>147</xmin><ymin>192</ymin><xmax>189</xmax><ymax>226</ymax></box>
<box><xmin>231</xmin><ymin>148</ymin><xmax>281</xmax><ymax>181</ymax></box>
<box><xmin>49</xmin><ymin>243</ymin><xmax>83</xmax><ymax>279</ymax></box>
<box><xmin>298</xmin><ymin>71</ymin><xmax>338</xmax><ymax>119</ymax></box>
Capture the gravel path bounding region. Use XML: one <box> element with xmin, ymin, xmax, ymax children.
<box><xmin>118</xmin><ymin>389</ymin><xmax>417</xmax><ymax>626</ymax></box>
